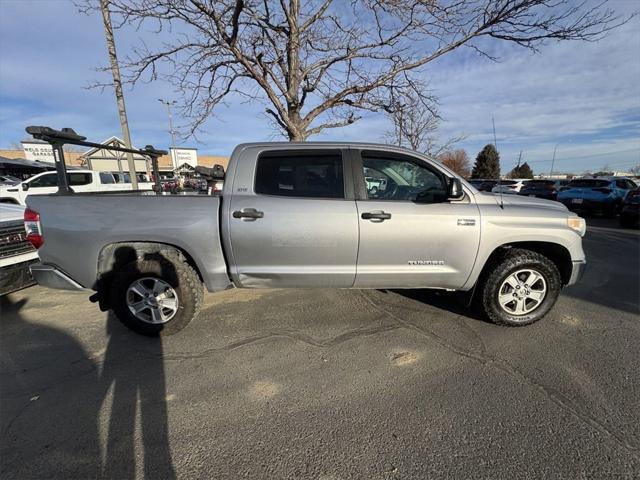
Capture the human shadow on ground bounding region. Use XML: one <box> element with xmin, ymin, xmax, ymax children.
<box><xmin>0</xmin><ymin>248</ymin><xmax>176</xmax><ymax>479</ymax></box>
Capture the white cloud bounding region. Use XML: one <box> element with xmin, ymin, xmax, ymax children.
<box><xmin>0</xmin><ymin>0</ymin><xmax>638</xmax><ymax>174</ymax></box>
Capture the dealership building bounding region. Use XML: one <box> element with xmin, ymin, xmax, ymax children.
<box><xmin>0</xmin><ymin>137</ymin><xmax>228</xmax><ymax>178</ymax></box>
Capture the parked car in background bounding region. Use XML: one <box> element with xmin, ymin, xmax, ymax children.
<box><xmin>518</xmin><ymin>179</ymin><xmax>570</xmax><ymax>200</ymax></box>
<box><xmin>468</xmin><ymin>179</ymin><xmax>498</xmax><ymax>192</ymax></box>
<box><xmin>0</xmin><ymin>170</ymin><xmax>152</xmax><ymax>205</ymax></box>
<box><xmin>0</xmin><ymin>203</ymin><xmax>38</xmax><ymax>295</ymax></box>
<box><xmin>557</xmin><ymin>177</ymin><xmax>637</xmax><ymax>217</ymax></box>
<box><xmin>619</xmin><ymin>187</ymin><xmax>640</xmax><ymax>228</ymax></box>
<box><xmin>159</xmin><ymin>178</ymin><xmax>182</xmax><ymax>193</ymax></box>
<box><xmin>492</xmin><ymin>179</ymin><xmax>527</xmax><ymax>194</ymax></box>
<box><xmin>0</xmin><ymin>175</ymin><xmax>22</xmax><ymax>186</ymax></box>
<box><xmin>110</xmin><ymin>172</ymin><xmax>153</xmax><ymax>186</ymax></box>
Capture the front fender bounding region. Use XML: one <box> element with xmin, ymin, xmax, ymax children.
<box><xmin>463</xmin><ymin>205</ymin><xmax>585</xmax><ymax>290</ymax></box>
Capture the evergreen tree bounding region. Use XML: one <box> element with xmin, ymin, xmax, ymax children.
<box><xmin>509</xmin><ymin>162</ymin><xmax>534</xmax><ymax>179</ymax></box>
<box><xmin>471</xmin><ymin>144</ymin><xmax>500</xmax><ymax>179</ymax></box>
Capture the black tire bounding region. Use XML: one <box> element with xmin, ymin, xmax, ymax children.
<box><xmin>110</xmin><ymin>251</ymin><xmax>203</xmax><ymax>336</ymax></box>
<box><xmin>477</xmin><ymin>248</ymin><xmax>562</xmax><ymax>327</ymax></box>
<box><xmin>603</xmin><ymin>204</ymin><xmax>617</xmax><ymax>218</ymax></box>
<box><xmin>619</xmin><ymin>214</ymin><xmax>639</xmax><ymax>229</ymax></box>
<box><xmin>619</xmin><ymin>215</ymin><xmax>631</xmax><ymax>228</ymax></box>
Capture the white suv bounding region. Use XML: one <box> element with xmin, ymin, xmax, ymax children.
<box><xmin>492</xmin><ymin>179</ymin><xmax>528</xmax><ymax>194</ymax></box>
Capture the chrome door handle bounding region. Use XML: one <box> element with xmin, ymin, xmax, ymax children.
<box><xmin>361</xmin><ymin>211</ymin><xmax>391</xmax><ymax>221</ymax></box>
<box><xmin>233</xmin><ymin>208</ymin><xmax>264</xmax><ymax>220</ymax></box>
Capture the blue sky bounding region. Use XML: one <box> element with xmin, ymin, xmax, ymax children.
<box><xmin>0</xmin><ymin>0</ymin><xmax>639</xmax><ymax>174</ymax></box>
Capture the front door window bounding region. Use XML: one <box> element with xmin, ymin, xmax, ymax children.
<box><xmin>362</xmin><ymin>156</ymin><xmax>448</xmax><ymax>203</ymax></box>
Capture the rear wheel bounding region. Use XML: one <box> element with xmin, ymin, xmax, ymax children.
<box><xmin>110</xmin><ymin>252</ymin><xmax>203</xmax><ymax>336</ymax></box>
<box><xmin>477</xmin><ymin>248</ymin><xmax>561</xmax><ymax>326</ymax></box>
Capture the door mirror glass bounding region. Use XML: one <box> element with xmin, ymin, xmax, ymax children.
<box><xmin>448</xmin><ymin>178</ymin><xmax>464</xmax><ymax>200</ymax></box>
<box><xmin>21</xmin><ymin>183</ymin><xmax>29</xmax><ymax>191</ymax></box>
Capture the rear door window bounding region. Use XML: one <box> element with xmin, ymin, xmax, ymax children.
<box><xmin>99</xmin><ymin>172</ymin><xmax>116</xmax><ymax>184</ymax></box>
<box><xmin>255</xmin><ymin>152</ymin><xmax>344</xmax><ymax>199</ymax></box>
<box><xmin>567</xmin><ymin>179</ymin><xmax>610</xmax><ymax>188</ymax></box>
<box><xmin>68</xmin><ymin>173</ymin><xmax>92</xmax><ymax>186</ymax></box>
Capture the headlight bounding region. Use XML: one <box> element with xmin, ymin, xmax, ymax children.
<box><xmin>567</xmin><ymin>217</ymin><xmax>586</xmax><ymax>237</ymax></box>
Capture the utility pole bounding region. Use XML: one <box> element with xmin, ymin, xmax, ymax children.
<box><xmin>100</xmin><ymin>0</ymin><xmax>138</xmax><ymax>189</ymax></box>
<box><xmin>549</xmin><ymin>144</ymin><xmax>558</xmax><ymax>178</ymax></box>
<box><xmin>158</xmin><ymin>99</ymin><xmax>178</xmax><ymax>169</ymax></box>
<box><xmin>492</xmin><ymin>117</ymin><xmax>498</xmax><ymax>151</ymax></box>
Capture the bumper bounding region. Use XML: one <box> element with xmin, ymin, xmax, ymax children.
<box><xmin>559</xmin><ymin>198</ymin><xmax>614</xmax><ymax>211</ymax></box>
<box><xmin>567</xmin><ymin>260</ymin><xmax>586</xmax><ymax>286</ymax></box>
<box><xmin>519</xmin><ymin>192</ymin><xmax>556</xmax><ymax>200</ymax></box>
<box><xmin>0</xmin><ymin>259</ymin><xmax>38</xmax><ymax>296</ymax></box>
<box><xmin>29</xmin><ymin>263</ymin><xmax>85</xmax><ymax>291</ymax></box>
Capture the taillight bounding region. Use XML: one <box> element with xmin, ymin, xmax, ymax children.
<box><xmin>24</xmin><ymin>207</ymin><xmax>43</xmax><ymax>248</ymax></box>
<box><xmin>593</xmin><ymin>188</ymin><xmax>612</xmax><ymax>194</ymax></box>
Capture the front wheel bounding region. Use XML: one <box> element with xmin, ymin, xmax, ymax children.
<box><xmin>477</xmin><ymin>248</ymin><xmax>562</xmax><ymax>326</ymax></box>
<box><xmin>110</xmin><ymin>252</ymin><xmax>203</xmax><ymax>336</ymax></box>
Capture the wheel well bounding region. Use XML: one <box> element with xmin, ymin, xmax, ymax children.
<box><xmin>96</xmin><ymin>242</ymin><xmax>204</xmax><ymax>307</ymax></box>
<box><xmin>0</xmin><ymin>198</ymin><xmax>20</xmax><ymax>204</ymax></box>
<box><xmin>485</xmin><ymin>241</ymin><xmax>573</xmax><ymax>285</ymax></box>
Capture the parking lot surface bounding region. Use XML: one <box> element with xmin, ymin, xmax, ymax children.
<box><xmin>1</xmin><ymin>218</ymin><xmax>639</xmax><ymax>479</ymax></box>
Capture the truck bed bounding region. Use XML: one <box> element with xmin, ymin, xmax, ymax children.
<box><xmin>27</xmin><ymin>193</ymin><xmax>230</xmax><ymax>291</ymax></box>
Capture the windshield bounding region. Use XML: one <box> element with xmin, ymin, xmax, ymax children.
<box><xmin>524</xmin><ymin>180</ymin><xmax>554</xmax><ymax>186</ymax></box>
<box><xmin>567</xmin><ymin>179</ymin><xmax>610</xmax><ymax>188</ymax></box>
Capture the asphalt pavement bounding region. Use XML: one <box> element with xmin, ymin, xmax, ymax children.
<box><xmin>1</xmin><ymin>218</ymin><xmax>639</xmax><ymax>479</ymax></box>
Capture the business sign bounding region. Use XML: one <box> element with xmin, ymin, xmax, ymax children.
<box><xmin>170</xmin><ymin>148</ymin><xmax>198</xmax><ymax>169</ymax></box>
<box><xmin>22</xmin><ymin>142</ymin><xmax>55</xmax><ymax>163</ymax></box>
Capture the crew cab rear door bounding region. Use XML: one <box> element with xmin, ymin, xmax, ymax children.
<box><xmin>226</xmin><ymin>148</ymin><xmax>358</xmax><ymax>288</ymax></box>
<box><xmin>352</xmin><ymin>149</ymin><xmax>480</xmax><ymax>289</ymax></box>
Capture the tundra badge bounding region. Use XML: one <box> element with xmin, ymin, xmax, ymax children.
<box><xmin>457</xmin><ymin>218</ymin><xmax>476</xmax><ymax>226</ymax></box>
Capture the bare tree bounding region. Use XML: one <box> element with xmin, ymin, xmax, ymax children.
<box><xmin>384</xmin><ymin>87</ymin><xmax>465</xmax><ymax>156</ymax></box>
<box><xmin>439</xmin><ymin>149</ymin><xmax>471</xmax><ymax>178</ymax></box>
<box><xmin>80</xmin><ymin>0</ymin><xmax>627</xmax><ymax>141</ymax></box>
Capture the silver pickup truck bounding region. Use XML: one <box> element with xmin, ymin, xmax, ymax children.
<box><xmin>25</xmin><ymin>142</ymin><xmax>586</xmax><ymax>335</ymax></box>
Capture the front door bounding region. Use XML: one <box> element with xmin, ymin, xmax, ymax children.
<box><xmin>228</xmin><ymin>149</ymin><xmax>359</xmax><ymax>288</ymax></box>
<box><xmin>22</xmin><ymin>172</ymin><xmax>59</xmax><ymax>202</ymax></box>
<box><xmin>353</xmin><ymin>150</ymin><xmax>481</xmax><ymax>289</ymax></box>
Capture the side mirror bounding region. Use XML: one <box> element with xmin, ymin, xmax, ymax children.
<box><xmin>21</xmin><ymin>183</ymin><xmax>29</xmax><ymax>191</ymax></box>
<box><xmin>448</xmin><ymin>178</ymin><xmax>464</xmax><ymax>200</ymax></box>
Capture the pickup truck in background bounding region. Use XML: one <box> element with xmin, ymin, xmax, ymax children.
<box><xmin>0</xmin><ymin>203</ymin><xmax>38</xmax><ymax>295</ymax></box>
<box><xmin>0</xmin><ymin>169</ymin><xmax>153</xmax><ymax>205</ymax></box>
<box><xmin>25</xmin><ymin>142</ymin><xmax>587</xmax><ymax>335</ymax></box>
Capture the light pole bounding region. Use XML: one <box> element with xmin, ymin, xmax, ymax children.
<box><xmin>100</xmin><ymin>0</ymin><xmax>138</xmax><ymax>189</ymax></box>
<box><xmin>158</xmin><ymin>99</ymin><xmax>177</xmax><ymax>169</ymax></box>
<box><xmin>549</xmin><ymin>144</ymin><xmax>558</xmax><ymax>178</ymax></box>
